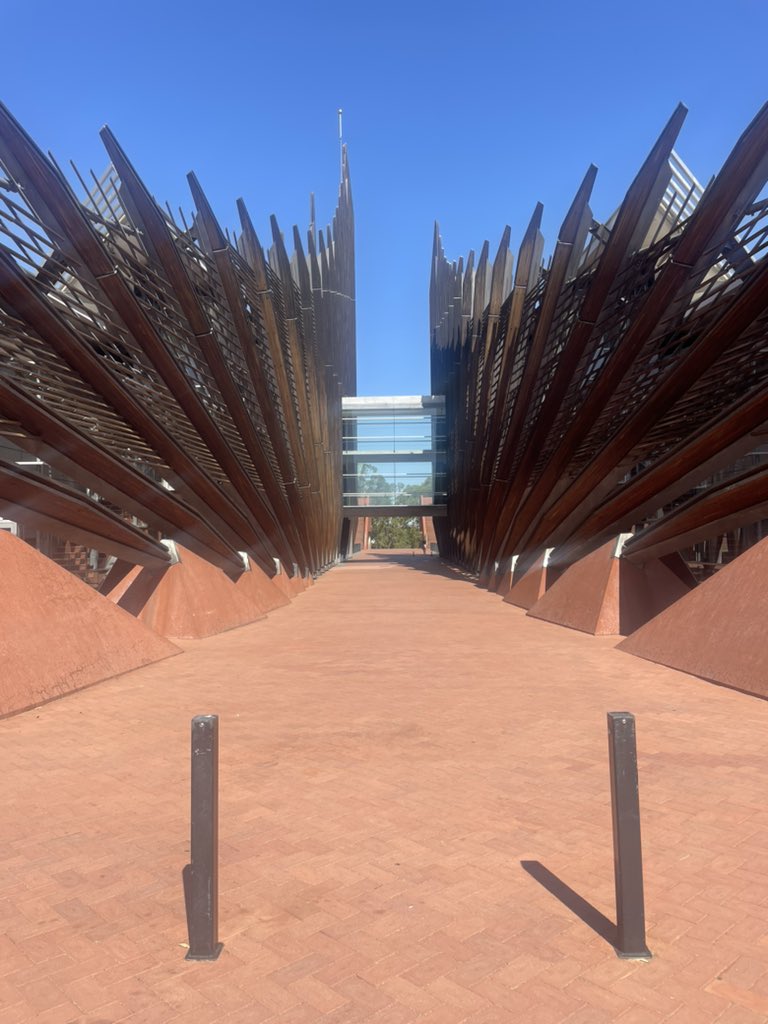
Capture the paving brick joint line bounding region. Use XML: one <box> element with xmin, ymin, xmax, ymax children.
<box><xmin>3</xmin><ymin>551</ymin><xmax>768</xmax><ymax>1023</ymax></box>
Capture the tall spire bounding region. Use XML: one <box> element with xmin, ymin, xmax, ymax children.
<box><xmin>338</xmin><ymin>108</ymin><xmax>343</xmax><ymax>183</ymax></box>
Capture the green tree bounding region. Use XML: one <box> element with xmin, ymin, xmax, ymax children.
<box><xmin>369</xmin><ymin>517</ymin><xmax>423</xmax><ymax>549</ymax></box>
<box><xmin>357</xmin><ymin>463</ymin><xmax>393</xmax><ymax>503</ymax></box>
<box><xmin>397</xmin><ymin>475</ymin><xmax>433</xmax><ymax>505</ymax></box>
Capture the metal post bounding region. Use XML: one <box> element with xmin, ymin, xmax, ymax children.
<box><xmin>182</xmin><ymin>715</ymin><xmax>222</xmax><ymax>960</ymax></box>
<box><xmin>607</xmin><ymin>712</ymin><xmax>651</xmax><ymax>959</ymax></box>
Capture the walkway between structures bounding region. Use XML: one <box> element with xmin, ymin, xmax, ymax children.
<box><xmin>4</xmin><ymin>552</ymin><xmax>768</xmax><ymax>1022</ymax></box>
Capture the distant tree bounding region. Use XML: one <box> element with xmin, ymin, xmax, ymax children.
<box><xmin>397</xmin><ymin>475</ymin><xmax>433</xmax><ymax>506</ymax></box>
<box><xmin>357</xmin><ymin>463</ymin><xmax>393</xmax><ymax>503</ymax></box>
<box><xmin>369</xmin><ymin>517</ymin><xmax>422</xmax><ymax>549</ymax></box>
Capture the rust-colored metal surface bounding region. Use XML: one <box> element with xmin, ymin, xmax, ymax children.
<box><xmin>0</xmin><ymin>103</ymin><xmax>355</xmax><ymax>580</ymax></box>
<box><xmin>431</xmin><ymin>103</ymin><xmax>768</xmax><ymax>582</ymax></box>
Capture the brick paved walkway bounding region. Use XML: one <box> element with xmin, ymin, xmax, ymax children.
<box><xmin>4</xmin><ymin>551</ymin><xmax>768</xmax><ymax>1023</ymax></box>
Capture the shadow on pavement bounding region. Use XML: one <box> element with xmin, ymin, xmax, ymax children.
<box><xmin>521</xmin><ymin>860</ymin><xmax>617</xmax><ymax>950</ymax></box>
<box><xmin>340</xmin><ymin>552</ymin><xmax>475</xmax><ymax>582</ymax></box>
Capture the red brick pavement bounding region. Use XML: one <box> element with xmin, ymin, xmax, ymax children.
<box><xmin>4</xmin><ymin>551</ymin><xmax>768</xmax><ymax>1022</ymax></box>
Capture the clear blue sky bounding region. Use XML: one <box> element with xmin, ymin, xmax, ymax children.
<box><xmin>3</xmin><ymin>0</ymin><xmax>766</xmax><ymax>395</ymax></box>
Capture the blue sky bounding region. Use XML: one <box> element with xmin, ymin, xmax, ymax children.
<box><xmin>3</xmin><ymin>0</ymin><xmax>766</xmax><ymax>395</ymax></box>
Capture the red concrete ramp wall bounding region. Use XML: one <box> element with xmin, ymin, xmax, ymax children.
<box><xmin>271</xmin><ymin>569</ymin><xmax>312</xmax><ymax>600</ymax></box>
<box><xmin>490</xmin><ymin>563</ymin><xmax>515</xmax><ymax>596</ymax></box>
<box><xmin>237</xmin><ymin>562</ymin><xmax>292</xmax><ymax>613</ymax></box>
<box><xmin>527</xmin><ymin>540</ymin><xmax>620</xmax><ymax>633</ymax></box>
<box><xmin>477</xmin><ymin>566</ymin><xmax>494</xmax><ymax>589</ymax></box>
<box><xmin>101</xmin><ymin>544</ymin><xmax>288</xmax><ymax>639</ymax></box>
<box><xmin>618</xmin><ymin>538</ymin><xmax>768</xmax><ymax>697</ymax></box>
<box><xmin>619</xmin><ymin>554</ymin><xmax>695</xmax><ymax>636</ymax></box>
<box><xmin>503</xmin><ymin>552</ymin><xmax>559</xmax><ymax>609</ymax></box>
<box><xmin>527</xmin><ymin>540</ymin><xmax>694</xmax><ymax>635</ymax></box>
<box><xmin>0</xmin><ymin>531</ymin><xmax>178</xmax><ymax>718</ymax></box>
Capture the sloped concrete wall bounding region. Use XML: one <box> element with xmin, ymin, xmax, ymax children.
<box><xmin>101</xmin><ymin>545</ymin><xmax>291</xmax><ymax>639</ymax></box>
<box><xmin>526</xmin><ymin>541</ymin><xmax>694</xmax><ymax>636</ymax></box>
<box><xmin>0</xmin><ymin>531</ymin><xmax>178</xmax><ymax>717</ymax></box>
<box><xmin>619</xmin><ymin>537</ymin><xmax>768</xmax><ymax>696</ymax></box>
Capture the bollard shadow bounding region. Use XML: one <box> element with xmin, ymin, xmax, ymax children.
<box><xmin>521</xmin><ymin>860</ymin><xmax>617</xmax><ymax>949</ymax></box>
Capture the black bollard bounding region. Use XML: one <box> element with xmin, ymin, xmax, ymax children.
<box><xmin>607</xmin><ymin>712</ymin><xmax>651</xmax><ymax>959</ymax></box>
<box><xmin>182</xmin><ymin>715</ymin><xmax>223</xmax><ymax>960</ymax></box>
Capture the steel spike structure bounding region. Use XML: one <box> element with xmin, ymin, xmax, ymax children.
<box><xmin>430</xmin><ymin>102</ymin><xmax>768</xmax><ymax>585</ymax></box>
<box><xmin>3</xmin><ymin>95</ymin><xmax>768</xmax><ymax>632</ymax></box>
<box><xmin>0</xmin><ymin>102</ymin><xmax>355</xmax><ymax>581</ymax></box>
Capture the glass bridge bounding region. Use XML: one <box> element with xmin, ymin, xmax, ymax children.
<box><xmin>341</xmin><ymin>395</ymin><xmax>447</xmax><ymax>514</ymax></box>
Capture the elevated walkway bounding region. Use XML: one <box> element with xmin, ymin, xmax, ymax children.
<box><xmin>341</xmin><ymin>394</ymin><xmax>446</xmax><ymax>510</ymax></box>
